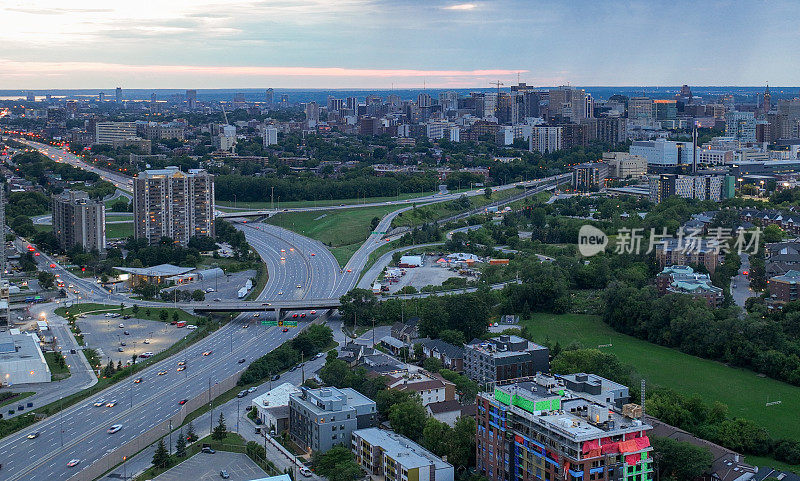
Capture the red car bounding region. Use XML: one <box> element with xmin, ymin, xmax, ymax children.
<box><xmin>292</xmin><ymin>314</ymin><xmax>298</xmax><ymax>318</ymax></box>
<box><xmin>300</xmin><ymin>313</ymin><xmax>306</xmax><ymax>318</ymax></box>
<box><xmin>34</xmin><ymin>252</ymin><xmax>40</xmax><ymax>256</ymax></box>
<box><xmin>178</xmin><ymin>399</ymin><xmax>188</xmax><ymax>405</ymax></box>
<box><xmin>282</xmin><ymin>328</ymin><xmax>289</xmax><ymax>332</ymax></box>
<box><xmin>49</xmin><ymin>263</ymin><xmax>56</xmax><ymax>268</ymax></box>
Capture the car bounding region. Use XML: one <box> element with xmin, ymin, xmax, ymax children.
<box><xmin>300</xmin><ymin>467</ymin><xmax>313</xmax><ymax>477</ymax></box>
<box><xmin>118</xmin><ymin>347</ymin><xmax>124</xmax><ymax>352</ymax></box>
<box><xmin>220</xmin><ymin>470</ymin><xmax>230</xmax><ymax>479</ymax></box>
<box><xmin>261</xmin><ymin>302</ymin><xmax>271</xmax><ymax>306</ymax></box>
<box><xmin>187</xmin><ymin>324</ymin><xmax>197</xmax><ymax>330</ymax></box>
<box><xmin>254</xmin><ymin>313</ymin><xmax>260</xmax><ymax>318</ymax></box>
<box><xmin>289</xmin><ymin>248</ymin><xmax>294</xmax><ymax>252</ymax></box>
<box><xmin>178</xmin><ymin>360</ymin><xmax>186</xmax><ymax>366</ymax></box>
<box><xmin>238</xmin><ymin>358</ymin><xmax>246</xmax><ymax>363</ymax></box>
<box><xmin>271</xmin><ymin>374</ymin><xmax>280</xmax><ymax>381</ymax></box>
<box><xmin>280</xmin><ymin>257</ymin><xmax>285</xmax><ymax>261</ymax></box>
<box><xmin>93</xmin><ymin>399</ymin><xmax>105</xmax><ymax>407</ymax></box>
<box><xmin>120</xmin><ymin>342</ymin><xmax>126</xmax><ymax>346</ymax></box>
<box><xmin>67</xmin><ymin>459</ymin><xmax>81</xmax><ymax>467</ymax></box>
<box><xmin>157</xmin><ymin>370</ymin><xmax>167</xmax><ymax>376</ymax></box>
<box><xmin>27</xmin><ymin>431</ymin><xmax>39</xmax><ymax>439</ymax></box>
<box><xmin>310</xmin><ymin>253</ymin><xmax>315</xmax><ymax>256</ymax></box>
<box><xmin>296</xmin><ymin>284</ymin><xmax>302</xmax><ymax>288</ymax></box>
<box><xmin>282</xmin><ymin>328</ymin><xmax>289</xmax><ymax>333</ymax></box>
<box><xmin>177</xmin><ymin>366</ymin><xmax>186</xmax><ymax>372</ymax></box>
<box><xmin>107</xmin><ymin>424</ymin><xmax>122</xmax><ymax>434</ymax></box>
<box><xmin>178</xmin><ymin>399</ymin><xmax>188</xmax><ymax>405</ymax></box>
<box><xmin>347</xmin><ymin>269</ymin><xmax>352</xmax><ymax>273</ymax></box>
<box><xmin>214</xmin><ymin>298</ymin><xmax>222</xmax><ymax>302</ymax></box>
<box><xmin>49</xmin><ymin>263</ymin><xmax>56</xmax><ymax>268</ymax></box>
<box><xmin>123</xmin><ymin>330</ymin><xmax>130</xmax><ymax>335</ymax></box>
<box><xmin>292</xmin><ymin>314</ymin><xmax>298</xmax><ymax>318</ymax></box>
<box><xmin>300</xmin><ymin>313</ymin><xmax>306</xmax><ymax>318</ymax></box>
<box><xmin>201</xmin><ymin>447</ymin><xmax>216</xmax><ymax>454</ymax></box>
<box><xmin>205</xmin><ymin>287</ymin><xmax>215</xmax><ymax>293</ymax></box>
<box><xmin>280</xmin><ymin>249</ymin><xmax>285</xmax><ymax>253</ymax></box>
<box><xmin>278</xmin><ymin>291</ymin><xmax>283</xmax><ymax>295</ymax></box>
<box><xmin>242</xmin><ymin>324</ymin><xmax>249</xmax><ymax>329</ymax></box>
<box><xmin>315</xmin><ymin>352</ymin><xmax>324</xmax><ymax>359</ymax></box>
<box><xmin>133</xmin><ymin>377</ymin><xmax>143</xmax><ymax>384</ymax></box>
<box><xmin>118</xmin><ymin>323</ymin><xmax>124</xmax><ymax>328</ymax></box>
<box><xmin>203</xmin><ymin>350</ymin><xmax>213</xmax><ymax>356</ymax></box>
<box><xmin>248</xmin><ymin>386</ymin><xmax>257</xmax><ymax>393</ymax></box>
<box><xmin>143</xmin><ymin>339</ymin><xmax>150</xmax><ymax>344</ymax></box>
<box><xmin>310</xmin><ymin>310</ymin><xmax>316</xmax><ymax>315</ymax></box>
<box><xmin>105</xmin><ymin>400</ymin><xmax>117</xmax><ymax>407</ymax></box>
<box><xmin>34</xmin><ymin>252</ymin><xmax>40</xmax><ymax>256</ymax></box>
<box><xmin>237</xmin><ymin>390</ymin><xmax>247</xmax><ymax>398</ymax></box>
<box><xmin>122</xmin><ymin>314</ymin><xmax>130</xmax><ymax>319</ymax></box>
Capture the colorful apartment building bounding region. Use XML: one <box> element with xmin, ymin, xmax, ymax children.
<box><xmin>476</xmin><ymin>374</ymin><xmax>653</xmax><ymax>481</ymax></box>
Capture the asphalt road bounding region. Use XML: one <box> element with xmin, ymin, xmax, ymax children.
<box><xmin>731</xmin><ymin>253</ymin><xmax>758</xmax><ymax>308</ymax></box>
<box><xmin>23</xmin><ymin>140</ymin><xmax>133</xmax><ymax>192</ymax></box>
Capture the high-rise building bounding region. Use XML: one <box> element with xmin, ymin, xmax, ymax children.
<box><xmin>417</xmin><ymin>93</ymin><xmax>432</xmax><ymax>108</ymax></box>
<box><xmin>305</xmin><ymin>101</ymin><xmax>319</xmax><ymax>127</ymax></box>
<box><xmin>628</xmin><ymin>97</ymin><xmax>654</xmax><ymax>121</ymax></box>
<box><xmin>653</xmin><ymin>99</ymin><xmax>677</xmax><ymax>120</ymax></box>
<box><xmin>265</xmin><ymin>88</ymin><xmax>274</xmax><ymax>105</ymax></box>
<box><xmin>597</xmin><ymin>117</ymin><xmax>628</xmax><ymax>144</ymax></box>
<box><xmin>98</xmin><ymin>92</ymin><xmax>105</xmax><ymax>102</ymax></box>
<box><xmin>186</xmin><ymin>89</ymin><xmax>197</xmax><ymax>109</ymax></box>
<box><xmin>52</xmin><ymin>190</ymin><xmax>106</xmax><ymax>253</ymax></box>
<box><xmin>762</xmin><ymin>84</ymin><xmax>772</xmax><ymax>114</ymax></box>
<box><xmin>603</xmin><ymin>152</ymin><xmax>647</xmax><ymax>179</ymax></box>
<box><xmin>263</xmin><ymin>126</ymin><xmax>278</xmax><ymax>147</ymax></box>
<box><xmin>630</xmin><ymin>139</ymin><xmax>694</xmax><ymax>168</ymax></box>
<box><xmin>573</xmin><ymin>162</ymin><xmax>610</xmax><ymax>191</ymax></box>
<box><xmin>725</xmin><ymin>111</ymin><xmax>757</xmax><ymax>142</ymax></box>
<box><xmin>133</xmin><ymin>167</ymin><xmax>215</xmax><ymax>246</ymax></box>
<box><xmin>647</xmin><ymin>174</ymin><xmax>729</xmax><ymax>203</ymax></box>
<box><xmin>115</xmin><ymin>87</ymin><xmax>122</xmax><ymax>103</ymax></box>
<box><xmin>530</xmin><ymin>126</ymin><xmax>562</xmax><ymax>153</ymax></box>
<box><xmin>476</xmin><ymin>374</ymin><xmax>652</xmax><ymax>481</ymax></box>
<box><xmin>547</xmin><ymin>86</ymin><xmax>587</xmax><ymax>122</ymax></box>
<box><xmin>95</xmin><ymin>122</ymin><xmax>137</xmax><ymax>144</ymax></box>
<box><xmin>346</xmin><ymin>96</ymin><xmax>359</xmax><ymax>112</ymax></box>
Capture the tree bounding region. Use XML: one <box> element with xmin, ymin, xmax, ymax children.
<box><xmin>370</xmin><ymin>216</ymin><xmax>380</xmax><ymax>230</ymax></box>
<box><xmin>172</xmin><ymin>311</ymin><xmax>180</xmax><ymax>323</ymax></box>
<box><xmin>175</xmin><ymin>429</ymin><xmax>187</xmax><ymax>457</ymax></box>
<box><xmin>159</xmin><ymin>310</ymin><xmax>169</xmax><ymax>321</ymax></box>
<box><xmin>763</xmin><ymin>224</ymin><xmax>785</xmax><ymax>243</ymax></box>
<box><xmin>132</xmin><ymin>304</ymin><xmax>139</xmax><ymax>316</ymax></box>
<box><xmin>312</xmin><ymin>445</ymin><xmax>362</xmax><ymax>481</ymax></box>
<box><xmin>388</xmin><ymin>399</ymin><xmax>427</xmax><ymax>441</ymax></box>
<box><xmin>37</xmin><ymin>271</ymin><xmax>55</xmax><ymax>290</ymax></box>
<box><xmin>186</xmin><ymin>421</ymin><xmax>198</xmax><ymax>442</ymax></box>
<box><xmin>438</xmin><ymin>329</ymin><xmax>466</xmax><ymax>346</ymax></box>
<box><xmin>652</xmin><ymin>437</ymin><xmax>712</xmax><ymax>481</ymax></box>
<box><xmin>338</xmin><ymin>288</ymin><xmax>377</xmax><ymax>327</ymax></box>
<box><xmin>152</xmin><ymin>438</ymin><xmax>170</xmax><ymax>468</ymax></box>
<box><xmin>212</xmin><ymin>412</ymin><xmax>228</xmax><ymax>440</ymax></box>
<box><xmin>484</xmin><ymin>187</ymin><xmax>492</xmax><ymax>199</ymax></box>
<box><xmin>423</xmin><ymin>357</ymin><xmax>442</xmax><ymax>372</ymax></box>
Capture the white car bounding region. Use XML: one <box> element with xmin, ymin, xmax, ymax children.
<box><xmin>93</xmin><ymin>399</ymin><xmax>105</xmax><ymax>407</ymax></box>
<box><xmin>107</xmin><ymin>424</ymin><xmax>122</xmax><ymax>434</ymax></box>
<box><xmin>300</xmin><ymin>467</ymin><xmax>313</xmax><ymax>477</ymax></box>
<box><xmin>247</xmin><ymin>386</ymin><xmax>257</xmax><ymax>393</ymax></box>
<box><xmin>67</xmin><ymin>459</ymin><xmax>81</xmax><ymax>467</ymax></box>
<box><xmin>118</xmin><ymin>323</ymin><xmax>124</xmax><ymax>328</ymax></box>
<box><xmin>105</xmin><ymin>400</ymin><xmax>117</xmax><ymax>407</ymax></box>
<box><xmin>187</xmin><ymin>325</ymin><xmax>197</xmax><ymax>330</ymax></box>
<box><xmin>143</xmin><ymin>339</ymin><xmax>150</xmax><ymax>344</ymax></box>
<box><xmin>206</xmin><ymin>287</ymin><xmax>215</xmax><ymax>293</ymax></box>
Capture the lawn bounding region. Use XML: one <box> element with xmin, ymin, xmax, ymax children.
<box><xmin>216</xmin><ymin>188</ymin><xmax>471</xmax><ymax>211</ymax></box>
<box><xmin>391</xmin><ymin>188</ymin><xmax>521</xmax><ymax>228</ymax></box>
<box><xmin>264</xmin><ymin>204</ymin><xmax>401</xmax><ymax>266</ymax></box>
<box><xmin>106</xmin><ymin>221</ymin><xmax>133</xmax><ymax>239</ymax></box>
<box><xmin>44</xmin><ymin>351</ymin><xmax>71</xmax><ymax>380</ymax></box>
<box><xmin>521</xmin><ymin>312</ymin><xmax>800</xmax><ymax>442</ymax></box>
<box><xmin>0</xmin><ymin>392</ymin><xmax>34</xmax><ymax>408</ymax></box>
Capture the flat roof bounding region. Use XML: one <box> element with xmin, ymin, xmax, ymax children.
<box><xmin>251</xmin><ymin>383</ymin><xmax>300</xmax><ymax>409</ymax></box>
<box><xmin>114</xmin><ymin>264</ymin><xmax>194</xmax><ymax>277</ymax></box>
<box><xmin>354</xmin><ymin>428</ymin><xmax>453</xmax><ymax>471</ymax></box>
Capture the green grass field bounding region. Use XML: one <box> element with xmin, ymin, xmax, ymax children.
<box><xmin>216</xmin><ymin>188</ymin><xmax>472</xmax><ymax>211</ymax></box>
<box><xmin>391</xmin><ymin>188</ymin><xmax>520</xmax><ymax>228</ymax></box>
<box><xmin>264</xmin><ymin>205</ymin><xmax>401</xmax><ymax>266</ymax></box>
<box><xmin>522</xmin><ymin>313</ymin><xmax>800</xmax><ymax>442</ymax></box>
<box><xmin>43</xmin><ymin>351</ymin><xmax>71</xmax><ymax>380</ymax></box>
<box><xmin>105</xmin><ymin>221</ymin><xmax>133</xmax><ymax>239</ymax></box>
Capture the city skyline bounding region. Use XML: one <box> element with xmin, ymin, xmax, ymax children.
<box><xmin>2</xmin><ymin>0</ymin><xmax>799</xmax><ymax>89</ymax></box>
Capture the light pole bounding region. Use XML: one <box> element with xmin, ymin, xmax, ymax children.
<box><xmin>236</xmin><ymin>398</ymin><xmax>240</xmax><ymax>433</ymax></box>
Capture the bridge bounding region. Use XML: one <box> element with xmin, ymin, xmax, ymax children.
<box><xmin>172</xmin><ymin>298</ymin><xmax>342</xmax><ymax>318</ymax></box>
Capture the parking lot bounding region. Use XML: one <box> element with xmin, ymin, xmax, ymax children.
<box><xmin>385</xmin><ymin>256</ymin><xmax>467</xmax><ymax>294</ymax></box>
<box><xmin>77</xmin><ymin>315</ymin><xmax>190</xmax><ymax>364</ymax></box>
<box><xmin>152</xmin><ymin>451</ymin><xmax>269</xmax><ymax>481</ymax></box>
<box><xmin>162</xmin><ymin>269</ymin><xmax>256</xmax><ymax>301</ymax></box>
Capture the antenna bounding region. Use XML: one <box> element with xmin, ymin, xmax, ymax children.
<box><xmin>490</xmin><ymin>80</ymin><xmax>505</xmax><ymax>116</ymax></box>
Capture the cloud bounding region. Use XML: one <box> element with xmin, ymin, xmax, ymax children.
<box><xmin>442</xmin><ymin>3</ymin><xmax>476</xmax><ymax>10</ymax></box>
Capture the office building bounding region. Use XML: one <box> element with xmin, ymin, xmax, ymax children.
<box><xmin>52</xmin><ymin>190</ymin><xmax>106</xmax><ymax>253</ymax></box>
<box><xmin>352</xmin><ymin>428</ymin><xmax>454</xmax><ymax>481</ymax></box>
<box><xmin>95</xmin><ymin>122</ymin><xmax>137</xmax><ymax>144</ymax></box>
<box><xmin>572</xmin><ymin>162</ymin><xmax>609</xmax><ymax>191</ymax></box>
<box><xmin>630</xmin><ymin>139</ymin><xmax>695</xmax><ymax>168</ymax></box>
<box><xmin>115</xmin><ymin>87</ymin><xmax>122</xmax><ymax>103</ymax></box>
<box><xmin>263</xmin><ymin>126</ymin><xmax>278</xmax><ymax>147</ymax></box>
<box><xmin>628</xmin><ymin>97</ymin><xmax>654</xmax><ymax>121</ymax></box>
<box><xmin>0</xmin><ymin>333</ymin><xmax>51</xmax><ymax>385</ymax></box>
<box><xmin>133</xmin><ymin>167</ymin><xmax>215</xmax><ymax>246</ymax></box>
<box><xmin>603</xmin><ymin>152</ymin><xmax>647</xmax><ymax>179</ymax></box>
<box><xmin>648</xmin><ymin>174</ymin><xmax>729</xmax><ymax>203</ymax></box>
<box><xmin>464</xmin><ymin>335</ymin><xmax>549</xmax><ymax>386</ymax></box>
<box><xmin>265</xmin><ymin>88</ymin><xmax>274</xmax><ymax>105</ymax></box>
<box><xmin>476</xmin><ymin>374</ymin><xmax>652</xmax><ymax>481</ymax></box>
<box><xmin>289</xmin><ymin>387</ymin><xmax>378</xmax><ymax>454</ymax></box>
<box><xmin>186</xmin><ymin>89</ymin><xmax>197</xmax><ymax>109</ymax></box>
<box><xmin>653</xmin><ymin>99</ymin><xmax>677</xmax><ymax>120</ymax></box>
<box><xmin>548</xmin><ymin>86</ymin><xmax>587</xmax><ymax>122</ymax></box>
<box><xmin>656</xmin><ymin>265</ymin><xmax>724</xmax><ymax>308</ymax></box>
<box><xmin>530</xmin><ymin>126</ymin><xmax>562</xmax><ymax>153</ymax></box>
<box><xmin>725</xmin><ymin>111</ymin><xmax>757</xmax><ymax>142</ymax></box>
<box><xmin>139</xmin><ymin>122</ymin><xmax>185</xmax><ymax>141</ymax></box>
<box><xmin>305</xmin><ymin>102</ymin><xmax>319</xmax><ymax>127</ymax></box>
<box><xmin>697</xmin><ymin>149</ymin><xmax>734</xmax><ymax>165</ymax></box>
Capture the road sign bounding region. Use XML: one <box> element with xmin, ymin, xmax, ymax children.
<box><xmin>284</xmin><ymin>321</ymin><xmax>298</xmax><ymax>327</ymax></box>
<box><xmin>261</xmin><ymin>321</ymin><xmax>277</xmax><ymax>326</ymax></box>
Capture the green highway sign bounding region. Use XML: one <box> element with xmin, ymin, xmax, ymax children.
<box><xmin>261</xmin><ymin>321</ymin><xmax>278</xmax><ymax>326</ymax></box>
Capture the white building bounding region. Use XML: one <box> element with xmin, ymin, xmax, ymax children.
<box><xmin>251</xmin><ymin>382</ymin><xmax>301</xmax><ymax>434</ymax></box>
<box><xmin>352</xmin><ymin>428</ymin><xmax>454</xmax><ymax>481</ymax></box>
<box><xmin>263</xmin><ymin>126</ymin><xmax>278</xmax><ymax>147</ymax></box>
<box><xmin>602</xmin><ymin>152</ymin><xmax>647</xmax><ymax>178</ymax></box>
<box><xmin>95</xmin><ymin>122</ymin><xmax>137</xmax><ymax>144</ymax></box>
<box><xmin>530</xmin><ymin>126</ymin><xmax>562</xmax><ymax>154</ymax></box>
<box><xmin>698</xmin><ymin>149</ymin><xmax>734</xmax><ymax>165</ymax></box>
<box><xmin>0</xmin><ymin>333</ymin><xmax>51</xmax><ymax>385</ymax></box>
<box><xmin>725</xmin><ymin>110</ymin><xmax>757</xmax><ymax>142</ymax></box>
<box><xmin>630</xmin><ymin>139</ymin><xmax>695</xmax><ymax>168</ymax></box>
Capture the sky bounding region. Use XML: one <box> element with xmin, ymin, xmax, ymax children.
<box><xmin>1</xmin><ymin>0</ymin><xmax>799</xmax><ymax>89</ymax></box>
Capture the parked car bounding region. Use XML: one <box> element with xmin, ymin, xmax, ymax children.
<box><xmin>201</xmin><ymin>447</ymin><xmax>215</xmax><ymax>454</ymax></box>
<box><xmin>220</xmin><ymin>470</ymin><xmax>230</xmax><ymax>479</ymax></box>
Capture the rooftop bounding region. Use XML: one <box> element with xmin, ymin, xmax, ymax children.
<box><xmin>467</xmin><ymin>334</ymin><xmax>546</xmax><ymax>358</ymax></box>
<box><xmin>771</xmin><ymin>270</ymin><xmax>800</xmax><ymax>283</ymax></box>
<box><xmin>291</xmin><ymin>387</ymin><xmax>375</xmax><ymax>415</ymax></box>
<box><xmin>353</xmin><ymin>427</ymin><xmax>453</xmax><ymax>471</ymax></box>
<box><xmin>113</xmin><ymin>264</ymin><xmax>195</xmax><ymax>277</ymax></box>
<box><xmin>251</xmin><ymin>382</ymin><xmax>300</xmax><ymax>409</ymax></box>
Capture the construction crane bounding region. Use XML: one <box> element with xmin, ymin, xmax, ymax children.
<box><xmin>489</xmin><ymin>80</ymin><xmax>505</xmax><ymax>116</ymax></box>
